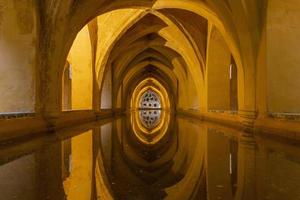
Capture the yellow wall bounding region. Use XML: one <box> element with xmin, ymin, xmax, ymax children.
<box><xmin>178</xmin><ymin>78</ymin><xmax>201</xmax><ymax>110</ymax></box>
<box><xmin>206</xmin><ymin>28</ymin><xmax>231</xmax><ymax>111</ymax></box>
<box><xmin>67</xmin><ymin>26</ymin><xmax>93</xmax><ymax>110</ymax></box>
<box><xmin>267</xmin><ymin>0</ymin><xmax>300</xmax><ymax>113</ymax></box>
<box><xmin>0</xmin><ymin>0</ymin><xmax>36</xmax><ymax>113</ymax></box>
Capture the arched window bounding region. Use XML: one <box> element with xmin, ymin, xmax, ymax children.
<box><xmin>139</xmin><ymin>90</ymin><xmax>161</xmax><ymax>109</ymax></box>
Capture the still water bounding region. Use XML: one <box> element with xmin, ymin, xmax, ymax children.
<box><xmin>0</xmin><ymin>111</ymin><xmax>300</xmax><ymax>200</ymax></box>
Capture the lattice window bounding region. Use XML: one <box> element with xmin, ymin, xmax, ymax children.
<box><xmin>139</xmin><ymin>90</ymin><xmax>161</xmax><ymax>109</ymax></box>
<box><xmin>139</xmin><ymin>110</ymin><xmax>161</xmax><ymax>129</ymax></box>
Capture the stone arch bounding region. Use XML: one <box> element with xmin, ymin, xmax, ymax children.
<box><xmin>39</xmin><ymin>0</ymin><xmax>256</xmax><ymax>117</ymax></box>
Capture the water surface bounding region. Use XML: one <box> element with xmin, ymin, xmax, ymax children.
<box><xmin>0</xmin><ymin>112</ymin><xmax>300</xmax><ymax>200</ymax></box>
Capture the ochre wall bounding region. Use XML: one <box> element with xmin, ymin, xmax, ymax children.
<box><xmin>101</xmin><ymin>66</ymin><xmax>112</xmax><ymax>109</ymax></box>
<box><xmin>206</xmin><ymin>28</ymin><xmax>231</xmax><ymax>111</ymax></box>
<box><xmin>67</xmin><ymin>26</ymin><xmax>93</xmax><ymax>110</ymax></box>
<box><xmin>0</xmin><ymin>0</ymin><xmax>36</xmax><ymax>113</ymax></box>
<box><xmin>267</xmin><ymin>0</ymin><xmax>300</xmax><ymax>113</ymax></box>
<box><xmin>178</xmin><ymin>77</ymin><xmax>201</xmax><ymax>110</ymax></box>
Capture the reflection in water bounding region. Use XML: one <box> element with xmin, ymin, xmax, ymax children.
<box><xmin>139</xmin><ymin>110</ymin><xmax>162</xmax><ymax>129</ymax></box>
<box><xmin>131</xmin><ymin>110</ymin><xmax>169</xmax><ymax>146</ymax></box>
<box><xmin>1</xmin><ymin>114</ymin><xmax>300</xmax><ymax>199</ymax></box>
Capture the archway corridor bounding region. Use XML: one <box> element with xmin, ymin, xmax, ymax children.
<box><xmin>1</xmin><ymin>1</ymin><xmax>300</xmax><ymax>200</ymax></box>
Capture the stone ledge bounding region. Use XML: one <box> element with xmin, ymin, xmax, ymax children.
<box><xmin>0</xmin><ymin>117</ymin><xmax>48</xmax><ymax>143</ymax></box>
<box><xmin>0</xmin><ymin>110</ymin><xmax>114</xmax><ymax>143</ymax></box>
<box><xmin>178</xmin><ymin>109</ymin><xmax>300</xmax><ymax>141</ymax></box>
<box><xmin>208</xmin><ymin>110</ymin><xmax>238</xmax><ymax>115</ymax></box>
<box><xmin>177</xmin><ymin>109</ymin><xmax>243</xmax><ymax>131</ymax></box>
<box><xmin>0</xmin><ymin>112</ymin><xmax>35</xmax><ymax>119</ymax></box>
<box><xmin>269</xmin><ymin>113</ymin><xmax>300</xmax><ymax>121</ymax></box>
<box><xmin>254</xmin><ymin>118</ymin><xmax>300</xmax><ymax>140</ymax></box>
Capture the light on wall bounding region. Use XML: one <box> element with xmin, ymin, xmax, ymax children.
<box><xmin>229</xmin><ymin>64</ymin><xmax>233</xmax><ymax>80</ymax></box>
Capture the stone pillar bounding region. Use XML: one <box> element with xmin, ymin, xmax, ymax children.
<box><xmin>239</xmin><ymin>110</ymin><xmax>257</xmax><ymax>133</ymax></box>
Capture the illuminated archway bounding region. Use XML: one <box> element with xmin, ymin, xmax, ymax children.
<box><xmin>130</xmin><ymin>78</ymin><xmax>170</xmax><ymax>111</ymax></box>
